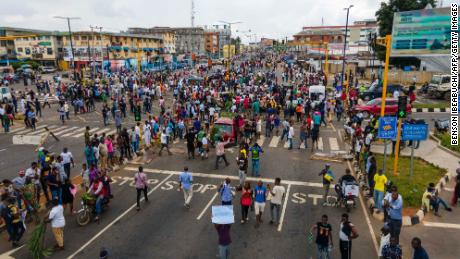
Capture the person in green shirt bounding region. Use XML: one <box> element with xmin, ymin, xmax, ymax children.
<box><xmin>252</xmin><ymin>99</ymin><xmax>260</xmax><ymax>115</ymax></box>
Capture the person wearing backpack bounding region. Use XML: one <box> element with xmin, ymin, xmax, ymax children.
<box><xmin>134</xmin><ymin>166</ymin><xmax>149</xmax><ymax>211</ymax></box>
<box><xmin>339</xmin><ymin>213</ymin><xmax>359</xmax><ymax>259</ymax></box>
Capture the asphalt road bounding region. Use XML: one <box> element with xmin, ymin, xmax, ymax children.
<box><xmin>2</xmin><ymin>118</ymin><xmax>381</xmax><ymax>259</ymax></box>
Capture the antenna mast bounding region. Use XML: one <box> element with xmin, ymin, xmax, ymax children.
<box><xmin>191</xmin><ymin>0</ymin><xmax>195</xmax><ymax>27</ymax></box>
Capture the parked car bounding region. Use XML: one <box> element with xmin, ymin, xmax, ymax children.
<box><xmin>359</xmin><ymin>84</ymin><xmax>408</xmax><ymax>101</ymax></box>
<box><xmin>427</xmin><ymin>74</ymin><xmax>451</xmax><ymax>100</ymax></box>
<box><xmin>352</xmin><ymin>98</ymin><xmax>412</xmax><ymax>118</ymax></box>
<box><xmin>0</xmin><ymin>86</ymin><xmax>12</xmax><ymax>101</ymax></box>
<box><xmin>39</xmin><ymin>66</ymin><xmax>57</xmax><ymax>73</ymax></box>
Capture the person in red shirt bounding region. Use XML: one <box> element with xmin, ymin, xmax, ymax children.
<box><xmin>89</xmin><ymin>177</ymin><xmax>106</xmax><ymax>221</ymax></box>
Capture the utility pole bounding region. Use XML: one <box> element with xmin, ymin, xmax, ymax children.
<box><xmin>340</xmin><ymin>5</ymin><xmax>353</xmax><ymax>108</ymax></box>
<box><xmin>191</xmin><ymin>0</ymin><xmax>195</xmax><ymax>27</ymax></box>
<box><xmin>54</xmin><ymin>16</ymin><xmax>80</xmax><ymax>81</ymax></box>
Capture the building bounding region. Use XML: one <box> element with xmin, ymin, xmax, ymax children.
<box><xmin>127</xmin><ymin>27</ymin><xmax>176</xmax><ymax>54</ymax></box>
<box><xmin>0</xmin><ymin>27</ymin><xmax>56</xmax><ymax>65</ymax></box>
<box><xmin>293</xmin><ymin>19</ymin><xmax>378</xmax><ymax>45</ymax></box>
<box><xmin>204</xmin><ymin>31</ymin><xmax>219</xmax><ymax>56</ymax></box>
<box><xmin>128</xmin><ymin>26</ymin><xmax>206</xmax><ymax>57</ymax></box>
<box><xmin>203</xmin><ymin>24</ymin><xmax>231</xmax><ymax>58</ymax></box>
<box><xmin>13</xmin><ymin>33</ymin><xmax>62</xmax><ymax>66</ymax></box>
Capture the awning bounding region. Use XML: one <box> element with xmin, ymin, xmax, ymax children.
<box><xmin>110</xmin><ymin>46</ymin><xmax>122</xmax><ymax>51</ymax></box>
<box><xmin>123</xmin><ymin>47</ymin><xmax>129</xmax><ymax>51</ymax></box>
<box><xmin>38</xmin><ymin>42</ymin><xmax>51</xmax><ymax>46</ymax></box>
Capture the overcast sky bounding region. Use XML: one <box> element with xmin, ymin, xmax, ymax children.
<box><xmin>0</xmin><ymin>0</ymin><xmax>456</xmax><ymax>42</ymax></box>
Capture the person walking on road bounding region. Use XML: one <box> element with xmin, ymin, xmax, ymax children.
<box><xmin>381</xmin><ymin>236</ymin><xmax>402</xmax><ymax>259</ymax></box>
<box><xmin>383</xmin><ymin>186</ymin><xmax>403</xmax><ymax>244</ymax></box>
<box><xmin>339</xmin><ymin>213</ymin><xmax>359</xmax><ymax>259</ymax></box>
<box><xmin>249</xmin><ymin>143</ymin><xmax>263</xmax><ymax>177</ymax></box>
<box><xmin>269</xmin><ymin>177</ymin><xmax>285</xmax><ymax>227</ymax></box>
<box><xmin>287</xmin><ymin>123</ymin><xmax>294</xmax><ymax>150</ymax></box>
<box><xmin>179</xmin><ymin>166</ymin><xmax>193</xmax><ymax>209</ymax></box>
<box><xmin>60</xmin><ymin>147</ymin><xmax>74</xmax><ymax>179</ymax></box>
<box><xmin>253</xmin><ymin>180</ymin><xmax>267</xmax><ymax>228</ymax></box>
<box><xmin>310</xmin><ymin>214</ymin><xmax>333</xmax><ymax>259</ymax></box>
<box><xmin>214</xmin><ymin>223</ymin><xmax>232</xmax><ymax>259</ymax></box>
<box><xmin>45</xmin><ymin>198</ymin><xmax>65</xmax><ymax>250</ymax></box>
<box><xmin>319</xmin><ymin>164</ymin><xmax>335</xmax><ymax>206</ymax></box>
<box><xmin>240</xmin><ymin>182</ymin><xmax>252</xmax><ymax>224</ymax></box>
<box><xmin>159</xmin><ymin>129</ymin><xmax>172</xmax><ymax>156</ymax></box>
<box><xmin>134</xmin><ymin>166</ymin><xmax>149</xmax><ymax>211</ymax></box>
<box><xmin>373</xmin><ymin>169</ymin><xmax>387</xmax><ymax>213</ymax></box>
<box><xmin>215</xmin><ymin>137</ymin><xmax>230</xmax><ymax>170</ymax></box>
<box><xmin>236</xmin><ymin>154</ymin><xmax>247</xmax><ymax>187</ymax></box>
<box><xmin>411</xmin><ymin>237</ymin><xmax>429</xmax><ymax>259</ymax></box>
<box><xmin>218</xmin><ymin>178</ymin><xmax>234</xmax><ymax>205</ymax></box>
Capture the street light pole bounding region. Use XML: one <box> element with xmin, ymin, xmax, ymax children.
<box><xmin>54</xmin><ymin>16</ymin><xmax>80</xmax><ymax>81</ymax></box>
<box><xmin>340</xmin><ymin>5</ymin><xmax>353</xmax><ymax>107</ymax></box>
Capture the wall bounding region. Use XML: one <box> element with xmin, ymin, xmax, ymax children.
<box><xmin>363</xmin><ymin>69</ymin><xmax>437</xmax><ymax>85</ymax></box>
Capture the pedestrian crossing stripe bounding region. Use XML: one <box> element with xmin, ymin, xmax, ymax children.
<box><xmin>13</xmin><ymin>124</ymin><xmax>49</xmax><ymax>135</ymax></box>
<box><xmin>29</xmin><ymin>125</ymin><xmax>61</xmax><ymax>135</ymax></box>
<box><xmin>256</xmin><ymin>136</ymin><xmax>265</xmax><ymax>146</ymax></box>
<box><xmin>53</xmin><ymin>126</ymin><xmax>79</xmax><ymax>136</ymax></box>
<box><xmin>61</xmin><ymin>127</ymin><xmax>86</xmax><ymax>137</ymax></box>
<box><xmin>283</xmin><ymin>141</ymin><xmax>289</xmax><ymax>148</ymax></box>
<box><xmin>329</xmin><ymin>137</ymin><xmax>339</xmax><ymax>151</ymax></box>
<box><xmin>269</xmin><ymin>136</ymin><xmax>280</xmax><ymax>147</ymax></box>
<box><xmin>73</xmin><ymin>127</ymin><xmax>99</xmax><ymax>138</ymax></box>
<box><xmin>318</xmin><ymin>137</ymin><xmax>324</xmax><ymax>151</ymax></box>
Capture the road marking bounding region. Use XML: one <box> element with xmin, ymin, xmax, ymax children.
<box><xmin>53</xmin><ymin>126</ymin><xmax>79</xmax><ymax>136</ymax></box>
<box><xmin>67</xmin><ymin>173</ymin><xmax>174</xmax><ymax>259</ymax></box>
<box><xmin>318</xmin><ymin>137</ymin><xmax>323</xmax><ymax>151</ymax></box>
<box><xmin>24</xmin><ymin>125</ymin><xmax>60</xmax><ymax>135</ymax></box>
<box><xmin>0</xmin><ymin>148</ymin><xmax>6</xmax><ymax>152</ymax></box>
<box><xmin>125</xmin><ymin>167</ymin><xmax>324</xmax><ymax>188</ymax></box>
<box><xmin>423</xmin><ymin>222</ymin><xmax>460</xmax><ymax>229</ymax></box>
<box><xmin>9</xmin><ymin>126</ymin><xmax>26</xmax><ymax>133</ymax></box>
<box><xmin>283</xmin><ymin>141</ymin><xmax>289</xmax><ymax>148</ymax></box>
<box><xmin>277</xmin><ymin>184</ymin><xmax>291</xmax><ymax>232</ymax></box>
<box><xmin>269</xmin><ymin>136</ymin><xmax>280</xmax><ymax>147</ymax></box>
<box><xmin>0</xmin><ymin>245</ymin><xmax>25</xmax><ymax>258</ymax></box>
<box><xmin>61</xmin><ymin>127</ymin><xmax>86</xmax><ymax>137</ymax></box>
<box><xmin>347</xmin><ymin>161</ymin><xmax>379</xmax><ymax>256</ymax></box>
<box><xmin>105</xmin><ymin>129</ymin><xmax>117</xmax><ymax>136</ymax></box>
<box><xmin>73</xmin><ymin>127</ymin><xmax>99</xmax><ymax>138</ymax></box>
<box><xmin>300</xmin><ymin>143</ymin><xmax>306</xmax><ymax>149</ymax></box>
<box><xmin>256</xmin><ymin>135</ymin><xmax>265</xmax><ymax>146</ymax></box>
<box><xmin>338</xmin><ymin>130</ymin><xmax>343</xmax><ymax>143</ymax></box>
<box><xmin>14</xmin><ymin>124</ymin><xmax>48</xmax><ymax>135</ymax></box>
<box><xmin>329</xmin><ymin>137</ymin><xmax>339</xmax><ymax>151</ymax></box>
<box><xmin>197</xmin><ymin>192</ymin><xmax>219</xmax><ymax>220</ymax></box>
<box><xmin>330</xmin><ymin>123</ymin><xmax>337</xmax><ymax>132</ymax></box>
<box><xmin>94</xmin><ymin>128</ymin><xmax>112</xmax><ymax>136</ymax></box>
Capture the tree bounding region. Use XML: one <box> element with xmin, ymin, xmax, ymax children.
<box><xmin>374</xmin><ymin>0</ymin><xmax>437</xmax><ymax>64</ymax></box>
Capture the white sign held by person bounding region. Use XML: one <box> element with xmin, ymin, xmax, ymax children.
<box><xmin>211</xmin><ymin>205</ymin><xmax>234</xmax><ymax>224</ymax></box>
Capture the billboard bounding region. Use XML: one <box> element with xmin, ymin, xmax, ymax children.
<box><xmin>391</xmin><ymin>7</ymin><xmax>451</xmax><ymax>56</ymax></box>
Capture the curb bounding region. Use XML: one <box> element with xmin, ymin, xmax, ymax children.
<box><xmin>429</xmin><ymin>133</ymin><xmax>460</xmax><ymax>159</ymax></box>
<box><xmin>411</xmin><ymin>107</ymin><xmax>450</xmax><ymax>113</ymax></box>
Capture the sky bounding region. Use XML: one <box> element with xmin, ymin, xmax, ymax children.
<box><xmin>0</xmin><ymin>0</ymin><xmax>457</xmax><ymax>43</ymax></box>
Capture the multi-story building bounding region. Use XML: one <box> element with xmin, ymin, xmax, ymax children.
<box><xmin>13</xmin><ymin>33</ymin><xmax>61</xmax><ymax>66</ymax></box>
<box><xmin>204</xmin><ymin>24</ymin><xmax>231</xmax><ymax>58</ymax></box>
<box><xmin>127</xmin><ymin>27</ymin><xmax>176</xmax><ymax>54</ymax></box>
<box><xmin>0</xmin><ymin>27</ymin><xmax>55</xmax><ymax>64</ymax></box>
<box><xmin>173</xmin><ymin>27</ymin><xmax>205</xmax><ymax>55</ymax></box>
<box><xmin>204</xmin><ymin>31</ymin><xmax>219</xmax><ymax>56</ymax></box>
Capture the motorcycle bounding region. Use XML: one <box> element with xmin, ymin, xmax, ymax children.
<box><xmin>76</xmin><ymin>193</ymin><xmax>109</xmax><ymax>226</ymax></box>
<box><xmin>335</xmin><ymin>181</ymin><xmax>360</xmax><ymax>212</ymax></box>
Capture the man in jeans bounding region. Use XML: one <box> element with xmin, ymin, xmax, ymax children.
<box><xmin>60</xmin><ymin>147</ymin><xmax>74</xmax><ymax>179</ymax></box>
<box><xmin>179</xmin><ymin>166</ymin><xmax>193</xmax><ymax>209</ymax></box>
<box><xmin>373</xmin><ymin>169</ymin><xmax>387</xmax><ymax>212</ymax></box>
<box><xmin>215</xmin><ymin>137</ymin><xmax>230</xmax><ymax>170</ymax></box>
<box><xmin>134</xmin><ymin>166</ymin><xmax>148</xmax><ymax>211</ymax></box>
<box><xmin>310</xmin><ymin>214</ymin><xmax>333</xmax><ymax>259</ymax></box>
<box><xmin>249</xmin><ymin>143</ymin><xmax>263</xmax><ymax>177</ymax></box>
<box><xmin>269</xmin><ymin>177</ymin><xmax>285</xmax><ymax>226</ymax></box>
<box><xmin>218</xmin><ymin>178</ymin><xmax>234</xmax><ymax>205</ymax></box>
<box><xmin>214</xmin><ymin>224</ymin><xmax>231</xmax><ymax>259</ymax></box>
<box><xmin>383</xmin><ymin>186</ymin><xmax>403</xmax><ymax>244</ymax></box>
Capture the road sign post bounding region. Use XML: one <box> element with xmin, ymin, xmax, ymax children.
<box><xmin>401</xmin><ymin>123</ymin><xmax>429</xmax><ymax>179</ymax></box>
<box><xmin>378</xmin><ymin>116</ymin><xmax>398</xmax><ymax>174</ymax></box>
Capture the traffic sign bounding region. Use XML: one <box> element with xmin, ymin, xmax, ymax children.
<box><xmin>378</xmin><ymin>117</ymin><xmax>398</xmax><ymax>139</ymax></box>
<box><xmin>402</xmin><ymin>123</ymin><xmax>429</xmax><ymax>141</ymax></box>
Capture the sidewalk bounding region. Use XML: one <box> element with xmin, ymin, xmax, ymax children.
<box><xmin>371</xmin><ymin>138</ymin><xmax>458</xmax><ymax>178</ymax></box>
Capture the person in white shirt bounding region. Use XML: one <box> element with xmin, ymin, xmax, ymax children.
<box><xmin>46</xmin><ymin>198</ymin><xmax>66</xmax><ymax>250</ymax></box>
<box><xmin>269</xmin><ymin>178</ymin><xmax>286</xmax><ymax>226</ymax></box>
<box><xmin>60</xmin><ymin>147</ymin><xmax>74</xmax><ymax>179</ymax></box>
<box><xmin>159</xmin><ymin>129</ymin><xmax>172</xmax><ymax>156</ymax></box>
<box><xmin>288</xmin><ymin>125</ymin><xmax>294</xmax><ymax>150</ymax></box>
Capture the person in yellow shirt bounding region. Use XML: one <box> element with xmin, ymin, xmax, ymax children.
<box><xmin>373</xmin><ymin>169</ymin><xmax>388</xmax><ymax>212</ymax></box>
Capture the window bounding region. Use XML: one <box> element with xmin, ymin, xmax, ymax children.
<box><xmin>96</xmin><ymin>36</ymin><xmax>101</xmax><ymax>41</ymax></box>
<box><xmin>74</xmin><ymin>36</ymin><xmax>80</xmax><ymax>40</ymax></box>
<box><xmin>17</xmin><ymin>47</ymin><xmax>23</xmax><ymax>52</ymax></box>
<box><xmin>81</xmin><ymin>36</ymin><xmax>87</xmax><ymax>40</ymax></box>
<box><xmin>88</xmin><ymin>36</ymin><xmax>93</xmax><ymax>40</ymax></box>
<box><xmin>57</xmin><ymin>48</ymin><xmax>63</xmax><ymax>52</ymax></box>
<box><xmin>47</xmin><ymin>48</ymin><xmax>53</xmax><ymax>55</ymax></box>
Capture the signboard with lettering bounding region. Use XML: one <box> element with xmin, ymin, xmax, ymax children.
<box><xmin>378</xmin><ymin>117</ymin><xmax>398</xmax><ymax>139</ymax></box>
<box><xmin>211</xmin><ymin>205</ymin><xmax>234</xmax><ymax>224</ymax></box>
<box><xmin>402</xmin><ymin>123</ymin><xmax>429</xmax><ymax>141</ymax></box>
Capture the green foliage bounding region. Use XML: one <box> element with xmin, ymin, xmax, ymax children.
<box><xmin>28</xmin><ymin>222</ymin><xmax>54</xmax><ymax>259</ymax></box>
<box><xmin>374</xmin><ymin>153</ymin><xmax>446</xmax><ymax>207</ymax></box>
<box><xmin>436</xmin><ymin>132</ymin><xmax>460</xmax><ymax>153</ymax></box>
<box><xmin>11</xmin><ymin>60</ymin><xmax>41</xmax><ymax>70</ymax></box>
